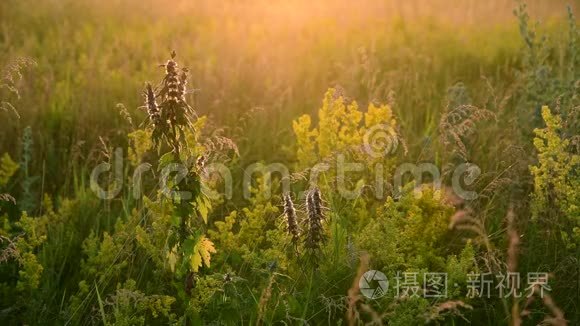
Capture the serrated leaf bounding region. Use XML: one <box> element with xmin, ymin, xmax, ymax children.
<box><xmin>187</xmin><ymin>235</ymin><xmax>216</xmax><ymax>272</ymax></box>
<box><xmin>198</xmin><ymin>237</ymin><xmax>216</xmax><ymax>267</ymax></box>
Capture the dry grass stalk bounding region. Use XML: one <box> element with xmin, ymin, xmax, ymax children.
<box><xmin>0</xmin><ymin>235</ymin><xmax>20</xmax><ymax>263</ymax></box>
<box><xmin>0</xmin><ymin>193</ymin><xmax>15</xmax><ymax>204</ymax></box>
<box><xmin>504</xmin><ymin>208</ymin><xmax>565</xmax><ymax>326</ymax></box>
<box><xmin>256</xmin><ymin>274</ymin><xmax>276</xmax><ymax>326</ymax></box>
<box><xmin>425</xmin><ymin>300</ymin><xmax>473</xmax><ymax>323</ymax></box>
<box><xmin>506</xmin><ymin>207</ymin><xmax>521</xmax><ymax>326</ymax></box>
<box><xmin>1</xmin><ymin>57</ymin><xmax>36</xmax><ymax>118</ymax></box>
<box><xmin>439</xmin><ymin>104</ymin><xmax>496</xmax><ymax>161</ymax></box>
<box><xmin>520</xmin><ymin>282</ymin><xmax>567</xmax><ymax>325</ymax></box>
<box><xmin>1</xmin><ymin>57</ymin><xmax>36</xmax><ymax>98</ymax></box>
<box><xmin>448</xmin><ymin>207</ymin><xmax>492</xmax><ymax>252</ymax></box>
<box><xmin>506</xmin><ymin>208</ymin><xmax>519</xmax><ymax>274</ymax></box>
<box><xmin>345</xmin><ymin>251</ymin><xmax>388</xmax><ymax>325</ymax></box>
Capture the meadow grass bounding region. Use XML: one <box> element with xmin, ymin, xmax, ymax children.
<box><xmin>0</xmin><ymin>0</ymin><xmax>578</xmax><ymax>325</ymax></box>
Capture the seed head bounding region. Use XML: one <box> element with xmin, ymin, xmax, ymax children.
<box><xmin>283</xmin><ymin>193</ymin><xmax>300</xmax><ymax>244</ymax></box>
<box><xmin>305</xmin><ymin>188</ymin><xmax>325</xmax><ymax>251</ymax></box>
<box><xmin>144</xmin><ymin>51</ymin><xmax>197</xmax><ymax>154</ymax></box>
<box><xmin>196</xmin><ymin>155</ymin><xmax>206</xmax><ymax>170</ymax></box>
<box><xmin>311</xmin><ymin>187</ymin><xmax>323</xmax><ymax>218</ymax></box>
<box><xmin>178</xmin><ymin>68</ymin><xmax>188</xmax><ymax>102</ymax></box>
<box><xmin>144</xmin><ymin>82</ymin><xmax>160</xmax><ymax>123</ymax></box>
<box><xmin>164</xmin><ymin>61</ymin><xmax>180</xmax><ymax>104</ymax></box>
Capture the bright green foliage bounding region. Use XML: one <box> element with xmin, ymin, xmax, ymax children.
<box><xmin>292</xmin><ymin>88</ymin><xmax>400</xmax><ymax>234</ymax></box>
<box><xmin>209</xmin><ymin>175</ymin><xmax>286</xmax><ymax>271</ymax></box>
<box><xmin>388</xmin><ymin>298</ymin><xmax>431</xmax><ymax>326</ymax></box>
<box><xmin>0</xmin><ymin>196</ymin><xmax>95</xmax><ymax>321</ymax></box>
<box><xmin>15</xmin><ymin>248</ymin><xmax>44</xmax><ymax>293</ymax></box>
<box><xmin>0</xmin><ymin>152</ymin><xmax>18</xmax><ymax>206</ymax></box>
<box><xmin>316</xmin><ymin>91</ymin><xmax>363</xmax><ymax>159</ymax></box>
<box><xmin>0</xmin><ymin>105</ymin><xmax>217</xmax><ymax>324</ymax></box>
<box><xmin>445</xmin><ymin>243</ymin><xmax>476</xmax><ymax>297</ymax></box>
<box><xmin>351</xmin><ymin>185</ymin><xmax>477</xmax><ymax>322</ymax></box>
<box><xmin>100</xmin><ymin>280</ymin><xmax>176</xmax><ymax>325</ymax></box>
<box><xmin>0</xmin><ymin>153</ymin><xmax>18</xmax><ymax>187</ymax></box>
<box><xmin>293</xmin><ymin>88</ymin><xmax>398</xmax><ymax>169</ymax></box>
<box><xmin>13</xmin><ymin>212</ymin><xmax>46</xmax><ymax>292</ymax></box>
<box><xmin>186</xmin><ymin>275</ymin><xmax>222</xmax><ymax>315</ymax></box>
<box><xmin>135</xmin><ymin>194</ymin><xmax>216</xmax><ymax>277</ymax></box>
<box><xmin>530</xmin><ymin>106</ymin><xmax>580</xmax><ymax>248</ymax></box>
<box><xmin>127</xmin><ymin>129</ymin><xmax>153</xmax><ymax>166</ymax></box>
<box><xmin>355</xmin><ymin>185</ymin><xmax>456</xmax><ymax>272</ymax></box>
<box><xmin>81</xmin><ymin>230</ymin><xmax>130</xmax><ymax>282</ymax></box>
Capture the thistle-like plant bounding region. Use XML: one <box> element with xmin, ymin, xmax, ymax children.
<box><xmin>144</xmin><ymin>82</ymin><xmax>163</xmax><ymax>136</ymax></box>
<box><xmin>144</xmin><ymin>51</ymin><xmax>196</xmax><ymax>156</ymax></box>
<box><xmin>282</xmin><ymin>193</ymin><xmax>300</xmax><ymax>245</ymax></box>
<box><xmin>132</xmin><ymin>51</ymin><xmax>216</xmax><ymax>299</ymax></box>
<box><xmin>304</xmin><ymin>188</ymin><xmax>325</xmax><ymax>252</ymax></box>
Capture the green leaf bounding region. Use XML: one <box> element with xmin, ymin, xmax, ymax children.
<box><xmin>182</xmin><ymin>236</ymin><xmax>196</xmax><ymax>256</ymax></box>
<box><xmin>196</xmin><ymin>196</ymin><xmax>210</xmax><ymax>224</ymax></box>
<box><xmin>0</xmin><ymin>153</ymin><xmax>19</xmax><ymax>187</ymax></box>
<box><xmin>189</xmin><ymin>235</ymin><xmax>216</xmax><ymax>272</ymax></box>
<box><xmin>95</xmin><ymin>282</ymin><xmax>109</xmax><ymax>326</ymax></box>
<box><xmin>158</xmin><ymin>152</ymin><xmax>176</xmax><ymax>171</ymax></box>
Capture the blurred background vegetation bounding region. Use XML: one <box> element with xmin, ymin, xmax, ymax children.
<box><xmin>0</xmin><ymin>0</ymin><xmax>575</xmax><ymax>195</ymax></box>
